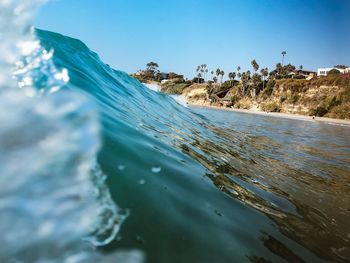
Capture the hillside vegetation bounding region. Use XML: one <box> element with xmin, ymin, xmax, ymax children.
<box><xmin>131</xmin><ymin>61</ymin><xmax>350</xmax><ymax>119</ymax></box>
<box><xmin>182</xmin><ymin>76</ymin><xmax>350</xmax><ymax>119</ymax></box>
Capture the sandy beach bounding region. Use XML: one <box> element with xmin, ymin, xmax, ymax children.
<box><xmin>189</xmin><ymin>103</ymin><xmax>350</xmax><ymax>126</ymax></box>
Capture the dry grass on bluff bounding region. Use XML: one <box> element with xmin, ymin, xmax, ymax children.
<box><xmin>179</xmin><ymin>75</ymin><xmax>350</xmax><ymax>119</ymax></box>
<box><xmin>271</xmin><ymin>76</ymin><xmax>350</xmax><ymax>119</ymax></box>
<box><xmin>224</xmin><ymin>76</ymin><xmax>350</xmax><ymax>119</ymax></box>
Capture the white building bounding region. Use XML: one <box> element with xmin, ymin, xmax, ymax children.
<box><xmin>317</xmin><ymin>67</ymin><xmax>350</xmax><ymax>76</ymax></box>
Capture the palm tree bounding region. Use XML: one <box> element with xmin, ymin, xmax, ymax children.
<box><xmin>299</xmin><ymin>65</ymin><xmax>303</xmax><ymax>76</ymax></box>
<box><xmin>215</xmin><ymin>68</ymin><xmax>221</xmax><ymax>84</ymax></box>
<box><xmin>216</xmin><ymin>68</ymin><xmax>221</xmax><ymax>79</ymax></box>
<box><xmin>228</xmin><ymin>72</ymin><xmax>233</xmax><ymax>85</ymax></box>
<box><xmin>250</xmin><ymin>61</ymin><xmax>259</xmax><ymax>96</ymax></box>
<box><xmin>197</xmin><ymin>64</ymin><xmax>209</xmax><ymax>82</ymax></box>
<box><xmin>220</xmin><ymin>70</ymin><xmax>225</xmax><ymax>84</ymax></box>
<box><xmin>230</xmin><ymin>72</ymin><xmax>236</xmax><ymax>86</ymax></box>
<box><xmin>200</xmin><ymin>66</ymin><xmax>204</xmax><ymax>81</ymax></box>
<box><xmin>240</xmin><ymin>72</ymin><xmax>247</xmax><ymax>95</ymax></box>
<box><xmin>281</xmin><ymin>51</ymin><xmax>287</xmax><ymax>67</ymax></box>
<box><xmin>246</xmin><ymin>70</ymin><xmax>251</xmax><ymax>78</ymax></box>
<box><xmin>261</xmin><ymin>67</ymin><xmax>268</xmax><ymax>89</ymax></box>
<box><xmin>198</xmin><ymin>64</ymin><xmax>208</xmax><ymax>81</ymax></box>
<box><xmin>197</xmin><ymin>73</ymin><xmax>202</xmax><ymax>83</ymax></box>
<box><xmin>251</xmin><ymin>60</ymin><xmax>259</xmax><ymax>73</ymax></box>
<box><xmin>276</xmin><ymin>62</ymin><xmax>282</xmax><ymax>75</ymax></box>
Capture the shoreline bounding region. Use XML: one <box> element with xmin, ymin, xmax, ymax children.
<box><xmin>142</xmin><ymin>83</ymin><xmax>350</xmax><ymax>126</ymax></box>
<box><xmin>188</xmin><ymin>103</ymin><xmax>350</xmax><ymax>126</ymax></box>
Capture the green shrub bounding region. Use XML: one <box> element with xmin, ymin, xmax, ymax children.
<box><xmin>173</xmin><ymin>78</ymin><xmax>185</xmax><ymax>84</ymax></box>
<box><xmin>309</xmin><ymin>106</ymin><xmax>328</xmax><ymax>117</ymax></box>
<box><xmin>235</xmin><ymin>101</ymin><xmax>251</xmax><ymax>109</ymax></box>
<box><xmin>280</xmin><ymin>95</ymin><xmax>287</xmax><ymax>103</ymax></box>
<box><xmin>261</xmin><ymin>102</ymin><xmax>281</xmax><ymax>112</ymax></box>
<box><xmin>161</xmin><ymin>82</ymin><xmax>190</xmax><ymax>94</ymax></box>
<box><xmin>230</xmin><ymin>95</ymin><xmax>240</xmax><ymax>104</ymax></box>
<box><xmin>218</xmin><ymin>80</ymin><xmax>238</xmax><ymax>91</ymax></box>
<box><xmin>326</xmin><ymin>103</ymin><xmax>350</xmax><ymax>119</ymax></box>
<box><xmin>308</xmin><ymin>96</ymin><xmax>341</xmax><ymax>117</ymax></box>
<box><xmin>324</xmin><ymin>96</ymin><xmax>341</xmax><ymax>109</ymax></box>
<box><xmin>279</xmin><ymin>79</ymin><xmax>308</xmax><ymax>92</ymax></box>
<box><xmin>328</xmin><ymin>69</ymin><xmax>341</xmax><ymax>75</ymax></box>
<box><xmin>190</xmin><ymin>93</ymin><xmax>207</xmax><ymax>100</ymax></box>
<box><xmin>221</xmin><ymin>81</ymin><xmax>232</xmax><ymax>89</ymax></box>
<box><xmin>263</xmin><ymin>79</ymin><xmax>276</xmax><ymax>96</ymax></box>
<box><xmin>288</xmin><ymin>93</ymin><xmax>301</xmax><ymax>104</ymax></box>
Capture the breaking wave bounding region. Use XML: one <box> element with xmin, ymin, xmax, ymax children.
<box><xmin>1</xmin><ymin>1</ymin><xmax>349</xmax><ymax>263</ymax></box>
<box><xmin>0</xmin><ymin>1</ymin><xmax>142</xmax><ymax>262</ymax></box>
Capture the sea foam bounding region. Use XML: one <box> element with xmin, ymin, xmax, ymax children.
<box><xmin>0</xmin><ymin>1</ymin><xmax>142</xmax><ymax>262</ymax></box>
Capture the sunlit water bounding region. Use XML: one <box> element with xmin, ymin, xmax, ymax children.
<box><xmin>35</xmin><ymin>29</ymin><xmax>350</xmax><ymax>262</ymax></box>
<box><xmin>1</xmin><ymin>1</ymin><xmax>349</xmax><ymax>261</ymax></box>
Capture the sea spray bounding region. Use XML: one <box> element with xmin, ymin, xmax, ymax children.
<box><xmin>0</xmin><ymin>0</ymin><xmax>141</xmax><ymax>262</ymax></box>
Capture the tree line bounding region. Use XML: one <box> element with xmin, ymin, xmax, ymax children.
<box><xmin>194</xmin><ymin>51</ymin><xmax>311</xmax><ymax>97</ymax></box>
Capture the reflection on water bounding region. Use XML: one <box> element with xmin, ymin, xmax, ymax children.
<box><xmin>188</xmin><ymin>108</ymin><xmax>350</xmax><ymax>262</ymax></box>
<box><xmin>37</xmin><ymin>28</ymin><xmax>350</xmax><ymax>262</ymax></box>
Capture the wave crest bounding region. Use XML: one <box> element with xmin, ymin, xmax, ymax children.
<box><xmin>0</xmin><ymin>0</ymin><xmax>133</xmax><ymax>262</ymax></box>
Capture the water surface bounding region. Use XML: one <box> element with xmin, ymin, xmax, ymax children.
<box><xmin>35</xmin><ymin>29</ymin><xmax>350</xmax><ymax>263</ymax></box>
<box><xmin>102</xmin><ymin>106</ymin><xmax>350</xmax><ymax>263</ymax></box>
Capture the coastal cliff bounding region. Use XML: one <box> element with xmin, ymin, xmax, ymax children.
<box><xmin>131</xmin><ymin>62</ymin><xmax>349</xmax><ymax>120</ymax></box>
<box><xmin>179</xmin><ymin>76</ymin><xmax>350</xmax><ymax>119</ymax></box>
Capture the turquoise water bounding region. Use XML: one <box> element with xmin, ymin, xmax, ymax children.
<box><xmin>36</xmin><ymin>29</ymin><xmax>350</xmax><ymax>263</ymax></box>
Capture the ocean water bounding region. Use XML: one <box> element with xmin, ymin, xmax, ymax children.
<box><xmin>1</xmin><ymin>2</ymin><xmax>350</xmax><ymax>262</ymax></box>
<box><xmin>0</xmin><ymin>1</ymin><xmax>139</xmax><ymax>262</ymax></box>
<box><xmin>35</xmin><ymin>29</ymin><xmax>350</xmax><ymax>263</ymax></box>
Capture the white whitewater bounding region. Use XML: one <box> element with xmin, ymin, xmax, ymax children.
<box><xmin>143</xmin><ymin>83</ymin><xmax>188</xmax><ymax>107</ymax></box>
<box><xmin>0</xmin><ymin>1</ymin><xmax>143</xmax><ymax>262</ymax></box>
<box><xmin>143</xmin><ymin>83</ymin><xmax>160</xmax><ymax>92</ymax></box>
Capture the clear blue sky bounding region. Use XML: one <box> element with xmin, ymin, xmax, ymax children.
<box><xmin>35</xmin><ymin>0</ymin><xmax>350</xmax><ymax>79</ymax></box>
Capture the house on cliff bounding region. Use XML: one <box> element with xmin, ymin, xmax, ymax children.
<box><xmin>317</xmin><ymin>66</ymin><xmax>350</xmax><ymax>76</ymax></box>
<box><xmin>289</xmin><ymin>70</ymin><xmax>316</xmax><ymax>80</ymax></box>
